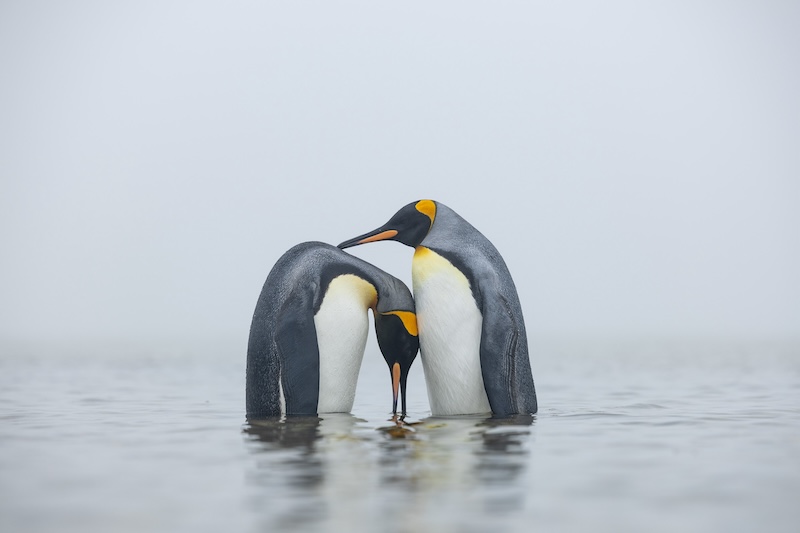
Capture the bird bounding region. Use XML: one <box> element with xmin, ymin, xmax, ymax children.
<box><xmin>246</xmin><ymin>241</ymin><xmax>419</xmax><ymax>419</ymax></box>
<box><xmin>338</xmin><ymin>200</ymin><xmax>537</xmax><ymax>417</ymax></box>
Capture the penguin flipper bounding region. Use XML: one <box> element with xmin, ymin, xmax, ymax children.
<box><xmin>479</xmin><ymin>296</ymin><xmax>520</xmax><ymax>417</ymax></box>
<box><xmin>275</xmin><ymin>297</ymin><xmax>320</xmax><ymax>415</ymax></box>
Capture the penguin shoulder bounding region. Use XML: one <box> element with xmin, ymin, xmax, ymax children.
<box><xmin>268</xmin><ymin>242</ymin><xmax>348</xmax><ymax>307</ymax></box>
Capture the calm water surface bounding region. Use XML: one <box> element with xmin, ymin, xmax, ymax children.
<box><xmin>1</xmin><ymin>342</ymin><xmax>799</xmax><ymax>533</ymax></box>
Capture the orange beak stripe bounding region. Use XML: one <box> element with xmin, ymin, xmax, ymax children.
<box><xmin>357</xmin><ymin>229</ymin><xmax>398</xmax><ymax>244</ymax></box>
<box><xmin>392</xmin><ymin>362</ymin><xmax>401</xmax><ymax>403</ymax></box>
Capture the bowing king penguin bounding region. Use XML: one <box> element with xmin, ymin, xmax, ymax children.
<box><xmin>338</xmin><ymin>200</ymin><xmax>537</xmax><ymax>417</ymax></box>
<box><xmin>246</xmin><ymin>242</ymin><xmax>418</xmax><ymax>418</ymax></box>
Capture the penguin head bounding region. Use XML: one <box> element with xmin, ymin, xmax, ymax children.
<box><xmin>374</xmin><ymin>310</ymin><xmax>419</xmax><ymax>417</ymax></box>
<box><xmin>338</xmin><ymin>200</ymin><xmax>436</xmax><ymax>249</ymax></box>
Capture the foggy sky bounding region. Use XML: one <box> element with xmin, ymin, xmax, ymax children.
<box><xmin>1</xmin><ymin>1</ymin><xmax>798</xmax><ymax>353</ymax></box>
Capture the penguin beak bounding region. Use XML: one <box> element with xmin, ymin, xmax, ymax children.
<box><xmin>338</xmin><ymin>226</ymin><xmax>397</xmax><ymax>249</ymax></box>
<box><xmin>391</xmin><ymin>362</ymin><xmax>401</xmax><ymax>415</ymax></box>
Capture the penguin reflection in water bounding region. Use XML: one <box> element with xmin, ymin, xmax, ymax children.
<box><xmin>339</xmin><ymin>200</ymin><xmax>538</xmax><ymax>417</ymax></box>
<box><xmin>246</xmin><ymin>242</ymin><xmax>419</xmax><ymax>419</ymax></box>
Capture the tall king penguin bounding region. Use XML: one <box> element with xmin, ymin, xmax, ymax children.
<box><xmin>246</xmin><ymin>242</ymin><xmax>418</xmax><ymax>419</ymax></box>
<box><xmin>339</xmin><ymin>200</ymin><xmax>537</xmax><ymax>417</ymax></box>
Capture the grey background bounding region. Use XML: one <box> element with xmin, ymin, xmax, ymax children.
<box><xmin>1</xmin><ymin>2</ymin><xmax>798</xmax><ymax>355</ymax></box>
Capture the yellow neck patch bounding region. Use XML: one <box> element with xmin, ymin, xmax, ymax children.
<box><xmin>413</xmin><ymin>246</ymin><xmax>471</xmax><ymax>289</ymax></box>
<box><xmin>415</xmin><ymin>200</ymin><xmax>436</xmax><ymax>224</ymax></box>
<box><xmin>328</xmin><ymin>274</ymin><xmax>378</xmax><ymax>309</ymax></box>
<box><xmin>381</xmin><ymin>310</ymin><xmax>418</xmax><ymax>336</ymax></box>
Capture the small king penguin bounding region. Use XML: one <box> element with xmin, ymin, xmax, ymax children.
<box><xmin>339</xmin><ymin>200</ymin><xmax>537</xmax><ymax>417</ymax></box>
<box><xmin>246</xmin><ymin>242</ymin><xmax>419</xmax><ymax>419</ymax></box>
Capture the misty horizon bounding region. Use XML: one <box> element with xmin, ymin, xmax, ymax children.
<box><xmin>1</xmin><ymin>3</ymin><xmax>798</xmax><ymax>353</ymax></box>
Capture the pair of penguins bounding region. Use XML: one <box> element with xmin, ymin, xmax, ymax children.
<box><xmin>246</xmin><ymin>200</ymin><xmax>538</xmax><ymax>419</ymax></box>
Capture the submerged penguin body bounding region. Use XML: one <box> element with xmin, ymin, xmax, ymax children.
<box><xmin>246</xmin><ymin>242</ymin><xmax>417</xmax><ymax>418</ymax></box>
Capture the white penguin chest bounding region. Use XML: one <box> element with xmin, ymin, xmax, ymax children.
<box><xmin>412</xmin><ymin>246</ymin><xmax>491</xmax><ymax>416</ymax></box>
<box><xmin>313</xmin><ymin>274</ymin><xmax>376</xmax><ymax>413</ymax></box>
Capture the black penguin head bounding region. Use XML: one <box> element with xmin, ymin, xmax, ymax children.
<box><xmin>338</xmin><ymin>200</ymin><xmax>436</xmax><ymax>249</ymax></box>
<box><xmin>374</xmin><ymin>310</ymin><xmax>419</xmax><ymax>417</ymax></box>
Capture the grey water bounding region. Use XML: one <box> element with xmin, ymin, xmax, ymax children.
<box><xmin>1</xmin><ymin>340</ymin><xmax>799</xmax><ymax>533</ymax></box>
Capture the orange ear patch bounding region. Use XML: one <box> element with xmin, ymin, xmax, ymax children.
<box><xmin>382</xmin><ymin>310</ymin><xmax>418</xmax><ymax>336</ymax></box>
<box><xmin>415</xmin><ymin>200</ymin><xmax>436</xmax><ymax>223</ymax></box>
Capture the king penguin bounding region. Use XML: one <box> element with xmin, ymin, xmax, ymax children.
<box><xmin>338</xmin><ymin>200</ymin><xmax>537</xmax><ymax>417</ymax></box>
<box><xmin>246</xmin><ymin>242</ymin><xmax>419</xmax><ymax>419</ymax></box>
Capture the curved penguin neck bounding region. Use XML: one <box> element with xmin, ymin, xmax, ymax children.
<box><xmin>423</xmin><ymin>203</ymin><xmax>479</xmax><ymax>249</ymax></box>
